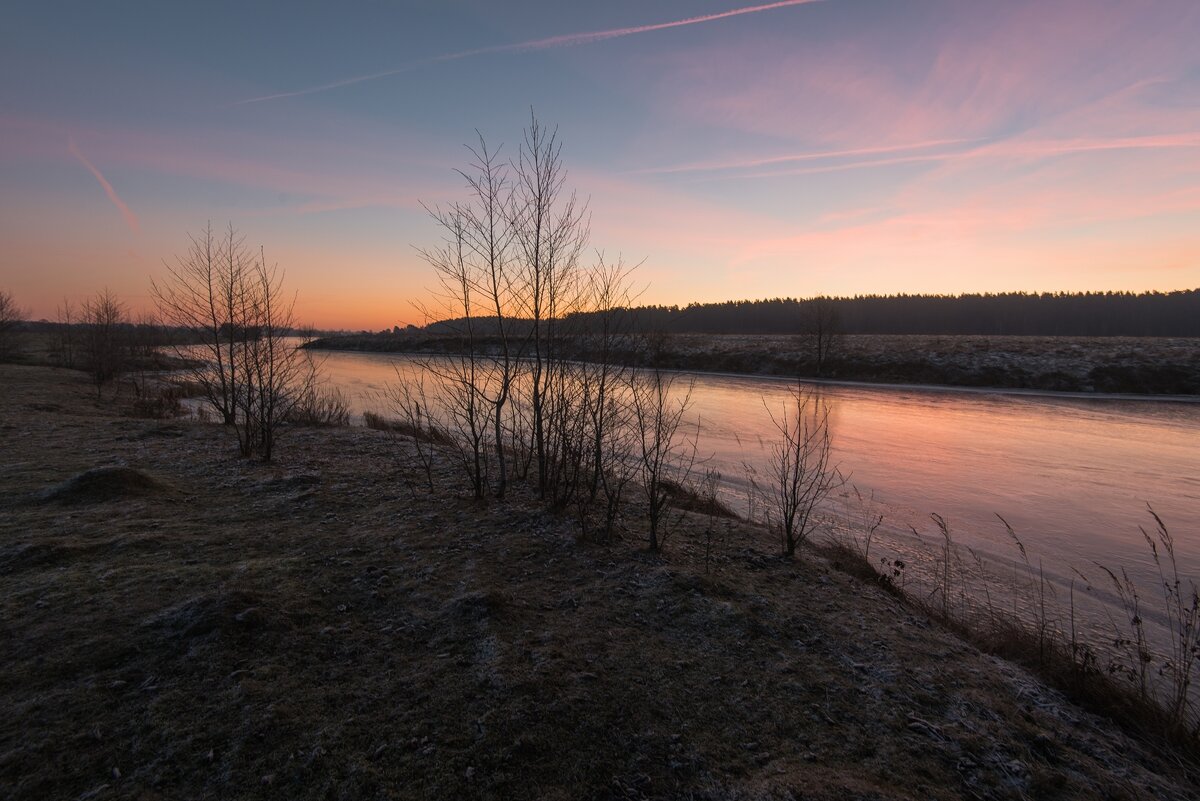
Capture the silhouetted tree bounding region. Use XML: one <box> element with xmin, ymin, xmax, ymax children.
<box><xmin>81</xmin><ymin>289</ymin><xmax>128</xmax><ymax>395</ymax></box>
<box><xmin>54</xmin><ymin>297</ymin><xmax>78</xmax><ymax>368</ymax></box>
<box><xmin>801</xmin><ymin>296</ymin><xmax>840</xmax><ymax>375</ymax></box>
<box><xmin>0</xmin><ymin>289</ymin><xmax>23</xmax><ymax>361</ymax></box>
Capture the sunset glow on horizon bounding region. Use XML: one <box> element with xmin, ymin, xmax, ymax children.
<box><xmin>3</xmin><ymin>0</ymin><xmax>1199</xmax><ymax>330</ymax></box>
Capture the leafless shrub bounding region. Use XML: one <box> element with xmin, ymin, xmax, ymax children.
<box><xmin>153</xmin><ymin>224</ymin><xmax>249</xmax><ymax>427</ymax></box>
<box><xmin>55</xmin><ymin>297</ymin><xmax>76</xmax><ymax>368</ymax></box>
<box><xmin>763</xmin><ymin>385</ymin><xmax>842</xmax><ymax>557</ymax></box>
<box><xmin>154</xmin><ymin>225</ymin><xmax>312</xmax><ymax>461</ymax></box>
<box><xmin>81</xmin><ymin>289</ymin><xmax>129</xmax><ymax>395</ymax></box>
<box><xmin>411</xmin><ymin>115</ymin><xmax>636</xmax><ymax>509</ymax></box>
<box><xmin>629</xmin><ymin>367</ymin><xmax>697</xmax><ymax>552</ymax></box>
<box><xmin>0</xmin><ymin>288</ymin><xmax>24</xmax><ymax>360</ymax></box>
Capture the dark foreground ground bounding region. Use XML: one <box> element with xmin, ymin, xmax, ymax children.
<box><xmin>1</xmin><ymin>365</ymin><xmax>1197</xmax><ymax>800</ymax></box>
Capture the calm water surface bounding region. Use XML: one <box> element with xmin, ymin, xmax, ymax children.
<box><xmin>314</xmin><ymin>348</ymin><xmax>1200</xmax><ymax>608</ymax></box>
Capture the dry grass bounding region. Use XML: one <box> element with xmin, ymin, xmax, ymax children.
<box><xmin>821</xmin><ymin>505</ymin><xmax>1200</xmax><ymax>760</ymax></box>
<box><xmin>362</xmin><ymin>410</ymin><xmax>454</xmax><ymax>444</ymax></box>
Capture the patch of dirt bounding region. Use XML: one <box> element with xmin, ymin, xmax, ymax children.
<box><xmin>1</xmin><ymin>364</ymin><xmax>1196</xmax><ymax>800</ymax></box>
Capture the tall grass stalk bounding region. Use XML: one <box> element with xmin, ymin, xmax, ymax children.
<box><xmin>829</xmin><ymin>506</ymin><xmax>1199</xmax><ymax>753</ymax></box>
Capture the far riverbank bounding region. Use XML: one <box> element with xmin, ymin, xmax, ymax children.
<box><xmin>306</xmin><ymin>332</ymin><xmax>1200</xmax><ymax>396</ymax></box>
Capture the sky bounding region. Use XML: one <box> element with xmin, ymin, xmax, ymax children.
<box><xmin>2</xmin><ymin>0</ymin><xmax>1199</xmax><ymax>330</ymax></box>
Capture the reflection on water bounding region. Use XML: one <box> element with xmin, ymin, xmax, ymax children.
<box><xmin>313</xmin><ymin>348</ymin><xmax>1200</xmax><ymax>600</ymax></box>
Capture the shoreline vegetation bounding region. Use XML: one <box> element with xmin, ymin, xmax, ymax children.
<box><xmin>306</xmin><ymin>331</ymin><xmax>1200</xmax><ymax>397</ymax></box>
<box><xmin>3</xmin><ymin>363</ymin><xmax>1199</xmax><ymax>799</ymax></box>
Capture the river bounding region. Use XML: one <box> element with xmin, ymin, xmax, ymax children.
<box><xmin>310</xmin><ymin>347</ymin><xmax>1200</xmax><ymax>650</ymax></box>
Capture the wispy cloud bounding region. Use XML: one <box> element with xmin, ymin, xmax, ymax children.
<box><xmin>68</xmin><ymin>139</ymin><xmax>139</xmax><ymax>234</ymax></box>
<box><xmin>635</xmin><ymin>138</ymin><xmax>975</xmax><ymax>175</ymax></box>
<box><xmin>236</xmin><ymin>0</ymin><xmax>824</xmax><ymax>105</ymax></box>
<box><xmin>696</xmin><ymin>132</ymin><xmax>1200</xmax><ymax>180</ymax></box>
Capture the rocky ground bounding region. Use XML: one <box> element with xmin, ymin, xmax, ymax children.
<box><xmin>1</xmin><ymin>364</ymin><xmax>1197</xmax><ymax>800</ymax></box>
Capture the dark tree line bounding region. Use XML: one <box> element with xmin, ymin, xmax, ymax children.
<box><xmin>409</xmin><ymin>290</ymin><xmax>1200</xmax><ymax>338</ymax></box>
<box><xmin>563</xmin><ymin>290</ymin><xmax>1200</xmax><ymax>337</ymax></box>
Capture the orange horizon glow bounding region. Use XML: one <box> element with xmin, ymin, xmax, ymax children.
<box><xmin>2</xmin><ymin>1</ymin><xmax>1198</xmax><ymax>331</ymax></box>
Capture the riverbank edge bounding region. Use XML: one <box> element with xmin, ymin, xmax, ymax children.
<box><xmin>304</xmin><ymin>341</ymin><xmax>1200</xmax><ymax>404</ymax></box>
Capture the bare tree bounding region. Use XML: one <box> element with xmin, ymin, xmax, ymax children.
<box><xmin>410</xmin><ymin>115</ymin><xmax>638</xmax><ymax>516</ymax></box>
<box><xmin>801</xmin><ymin>296</ymin><xmax>841</xmax><ymax>377</ymax></box>
<box><xmin>629</xmin><ymin>366</ymin><xmax>697</xmax><ymax>552</ymax></box>
<box><xmin>127</xmin><ymin>311</ymin><xmax>165</xmax><ymax>399</ymax></box>
<box><xmin>571</xmin><ymin>255</ymin><xmax>638</xmax><ymax>537</ymax></box>
<box><xmin>80</xmin><ymin>289</ymin><xmax>128</xmax><ymax>396</ymax></box>
<box><xmin>0</xmin><ymin>289</ymin><xmax>24</xmax><ymax>361</ymax></box>
<box><xmin>153</xmin><ymin>224</ymin><xmax>253</xmax><ymax>426</ymax></box>
<box><xmin>154</xmin><ymin>224</ymin><xmax>310</xmax><ymax>461</ymax></box>
<box><xmin>418</xmin><ymin>202</ymin><xmax>494</xmax><ymax>498</ymax></box>
<box><xmin>510</xmin><ymin>113</ymin><xmax>590</xmax><ymax>497</ymax></box>
<box><xmin>55</xmin><ymin>297</ymin><xmax>77</xmax><ymax>368</ymax></box>
<box><xmin>236</xmin><ymin>250</ymin><xmax>307</xmax><ymax>461</ymax></box>
<box><xmin>764</xmin><ymin>385</ymin><xmax>842</xmax><ymax>557</ymax></box>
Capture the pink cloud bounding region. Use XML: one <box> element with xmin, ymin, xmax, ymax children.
<box><xmin>638</xmin><ymin>0</ymin><xmax>1200</xmax><ymax>150</ymax></box>
<box><xmin>68</xmin><ymin>139</ymin><xmax>139</xmax><ymax>234</ymax></box>
<box><xmin>720</xmin><ymin>132</ymin><xmax>1200</xmax><ymax>180</ymax></box>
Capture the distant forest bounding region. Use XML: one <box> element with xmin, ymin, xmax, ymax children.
<box><xmin>558</xmin><ymin>290</ymin><xmax>1200</xmax><ymax>337</ymax></box>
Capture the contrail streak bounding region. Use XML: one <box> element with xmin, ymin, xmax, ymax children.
<box><xmin>69</xmin><ymin>139</ymin><xmax>139</xmax><ymax>234</ymax></box>
<box><xmin>236</xmin><ymin>0</ymin><xmax>824</xmax><ymax>105</ymax></box>
<box><xmin>636</xmin><ymin>138</ymin><xmax>977</xmax><ymax>175</ymax></box>
<box><xmin>699</xmin><ymin>133</ymin><xmax>1200</xmax><ymax>180</ymax></box>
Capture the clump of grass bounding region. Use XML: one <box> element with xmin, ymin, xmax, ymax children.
<box><xmin>1087</xmin><ymin>508</ymin><xmax>1200</xmax><ymax>736</ymax></box>
<box><xmin>818</xmin><ymin>539</ymin><xmax>907</xmax><ymax>599</ymax></box>
<box><xmin>128</xmin><ymin>383</ymin><xmax>186</xmax><ymax>419</ymax></box>
<box><xmin>1144</xmin><ymin>507</ymin><xmax>1200</xmax><ymax>732</ymax></box>
<box><xmin>659</xmin><ymin>476</ymin><xmax>737</xmax><ymax>519</ymax></box>
<box><xmin>363</xmin><ymin>410</ymin><xmax>453</xmax><ymax>445</ymax></box>
<box><xmin>166</xmin><ymin>378</ymin><xmax>207</xmax><ymax>398</ymax></box>
<box><xmin>820</xmin><ymin>486</ymin><xmax>904</xmax><ymax>596</ymax></box>
<box><xmin>285</xmin><ymin>385</ymin><xmax>352</xmax><ymax>427</ymax></box>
